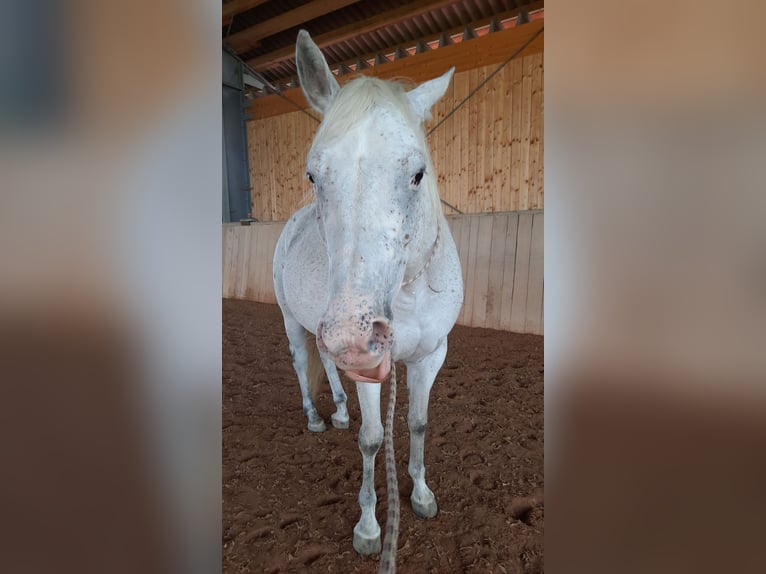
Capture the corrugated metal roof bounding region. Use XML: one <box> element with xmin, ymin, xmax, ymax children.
<box><xmin>223</xmin><ymin>0</ymin><xmax>542</xmax><ymax>88</ymax></box>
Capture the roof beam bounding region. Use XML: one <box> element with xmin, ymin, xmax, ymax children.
<box><xmin>226</xmin><ymin>0</ymin><xmax>363</xmax><ymax>54</ymax></box>
<box><xmin>246</xmin><ymin>0</ymin><xmax>465</xmax><ymax>69</ymax></box>
<box><xmin>323</xmin><ymin>3</ymin><xmax>543</xmax><ymax>79</ymax></box>
<box><xmin>222</xmin><ymin>0</ymin><xmax>270</xmax><ymax>27</ymax></box>
<box><xmin>247</xmin><ymin>18</ymin><xmax>544</xmax><ymax>120</ymax></box>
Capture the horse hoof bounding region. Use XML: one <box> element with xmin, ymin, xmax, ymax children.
<box><xmin>331</xmin><ymin>413</ymin><xmax>349</xmax><ymax>429</ymax></box>
<box><xmin>412</xmin><ymin>496</ymin><xmax>438</xmax><ymax>519</ymax></box>
<box><xmin>353</xmin><ymin>525</ymin><xmax>381</xmax><ymax>555</ymax></box>
<box><xmin>308</xmin><ymin>418</ymin><xmax>327</xmax><ymax>432</ymax></box>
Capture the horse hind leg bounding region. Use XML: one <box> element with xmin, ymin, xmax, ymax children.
<box><xmin>320</xmin><ymin>354</ymin><xmax>349</xmax><ymax>429</ymax></box>
<box><xmin>283</xmin><ymin>317</ymin><xmax>326</xmax><ymax>432</ymax></box>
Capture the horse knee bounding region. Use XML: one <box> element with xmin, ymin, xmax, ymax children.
<box><xmin>358</xmin><ymin>426</ymin><xmax>383</xmax><ymax>456</ymax></box>
<box><xmin>408</xmin><ymin>414</ymin><xmax>428</xmax><ymax>436</ymax></box>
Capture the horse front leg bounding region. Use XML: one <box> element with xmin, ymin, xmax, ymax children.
<box><xmin>405</xmin><ymin>337</ymin><xmax>447</xmax><ymax>518</ymax></box>
<box><xmin>320</xmin><ymin>354</ymin><xmax>349</xmax><ymax>429</ymax></box>
<box><xmin>353</xmin><ymin>382</ymin><xmax>383</xmax><ymax>555</ymax></box>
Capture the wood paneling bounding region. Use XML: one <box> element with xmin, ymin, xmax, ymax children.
<box><xmin>222</xmin><ymin>211</ymin><xmax>543</xmax><ymax>335</ymax></box>
<box><xmin>247</xmin><ymin>115</ymin><xmax>319</xmax><ymax>222</ymax></box>
<box><xmin>246</xmin><ymin>51</ymin><xmax>544</xmax><ymax>221</ymax></box>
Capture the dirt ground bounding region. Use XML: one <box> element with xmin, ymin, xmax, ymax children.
<box><xmin>223</xmin><ymin>299</ymin><xmax>544</xmax><ymax>573</ymax></box>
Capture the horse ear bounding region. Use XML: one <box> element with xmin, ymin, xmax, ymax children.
<box><xmin>295</xmin><ymin>29</ymin><xmax>339</xmax><ymax>114</ymax></box>
<box><xmin>406</xmin><ymin>67</ymin><xmax>455</xmax><ymax>121</ymax></box>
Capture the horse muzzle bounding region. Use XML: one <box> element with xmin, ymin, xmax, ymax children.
<box><xmin>316</xmin><ymin>314</ymin><xmax>393</xmax><ymax>383</ymax></box>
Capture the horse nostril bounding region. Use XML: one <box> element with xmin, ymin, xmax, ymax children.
<box><xmin>371</xmin><ymin>319</ymin><xmax>392</xmax><ymax>346</ymax></box>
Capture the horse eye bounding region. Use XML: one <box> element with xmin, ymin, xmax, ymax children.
<box><xmin>307</xmin><ymin>172</ymin><xmax>315</xmax><ymax>184</ymax></box>
<box><xmin>411</xmin><ymin>170</ymin><xmax>424</xmax><ymax>187</ymax></box>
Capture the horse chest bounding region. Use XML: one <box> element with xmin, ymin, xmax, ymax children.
<box><xmin>391</xmin><ymin>290</ymin><xmax>438</xmax><ymax>361</ymax></box>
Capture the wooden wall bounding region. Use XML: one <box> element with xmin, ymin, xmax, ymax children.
<box><xmin>222</xmin><ymin>211</ymin><xmax>543</xmax><ymax>335</ymax></box>
<box><xmin>246</xmin><ymin>52</ymin><xmax>544</xmax><ymax>221</ymax></box>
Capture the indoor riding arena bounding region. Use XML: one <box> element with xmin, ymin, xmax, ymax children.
<box><xmin>222</xmin><ymin>2</ymin><xmax>544</xmax><ymax>572</ymax></box>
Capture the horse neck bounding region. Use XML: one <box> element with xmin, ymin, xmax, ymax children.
<box><xmin>404</xmin><ymin>189</ymin><xmax>442</xmax><ymax>281</ymax></box>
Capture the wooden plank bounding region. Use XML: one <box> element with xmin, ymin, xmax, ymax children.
<box><xmin>440</xmin><ymin>72</ymin><xmax>456</xmax><ymax>214</ymax></box>
<box><xmin>227</xmin><ymin>0</ymin><xmax>363</xmax><ymax>54</ymax></box>
<box><xmin>258</xmin><ymin>223</ymin><xmax>276</xmax><ymax>303</ymax></box>
<box><xmin>252</xmin><ymin>121</ymin><xmax>263</xmax><ymax>221</ymax></box>
<box><xmin>457</xmin><ymin>213</ymin><xmax>471</xmax><ymax>325</ymax></box>
<box><xmin>509</xmin><ymin>58</ymin><xmax>523</xmax><ymax>211</ymax></box>
<box><xmin>509</xmin><ymin>211</ymin><xmax>533</xmax><ymax>332</ymax></box>
<box><xmin>253</xmin><ymin>227</ymin><xmax>271</xmax><ymax>302</ymax></box>
<box><xmin>519</xmin><ymin>54</ymin><xmax>534</xmax><ymax>210</ymax></box>
<box><xmin>466</xmin><ymin>68</ymin><xmax>479</xmax><ymax>213</ymax></box>
<box><xmin>229</xmin><ymin>227</ymin><xmax>243</xmax><ymax>299</ymax></box>
<box><xmin>528</xmin><ymin>52</ymin><xmax>543</xmax><ymax>209</ymax></box>
<box><xmin>481</xmin><ymin>65</ymin><xmax>494</xmax><ymax>214</ymax></box>
<box><xmin>222</xmin><ymin>226</ymin><xmax>235</xmax><ymax>297</ymax></box>
<box><xmin>498</xmin><ymin>62</ymin><xmax>512</xmax><ymax>212</ymax></box>
<box><xmin>470</xmin><ymin>214</ymin><xmax>494</xmax><ymax>327</ymax></box>
<box><xmin>223</xmin><ymin>0</ymin><xmax>269</xmax><ymax>27</ymax></box>
<box><xmin>525</xmin><ymin>212</ymin><xmax>544</xmax><ymax>334</ymax></box>
<box><xmin>247</xmin><ymin>19</ymin><xmax>544</xmax><ymax>119</ymax></box>
<box><xmin>453</xmin><ymin>68</ymin><xmax>469</xmax><ymax>215</ymax></box>
<box><xmin>226</xmin><ymin>226</ymin><xmax>237</xmax><ymax>298</ymax></box>
<box><xmin>462</xmin><ymin>215</ymin><xmax>481</xmax><ymax>325</ymax></box>
<box><xmin>485</xmin><ymin>213</ymin><xmax>509</xmax><ymax>330</ymax></box>
<box><xmin>265</xmin><ymin>118</ymin><xmax>277</xmax><ymax>221</ymax></box>
<box><xmin>488</xmin><ymin>63</ymin><xmax>503</xmax><ymax>214</ymax></box>
<box><xmin>237</xmin><ymin>226</ymin><xmax>253</xmax><ymax>299</ymax></box>
<box><xmin>245</xmin><ymin>226</ymin><xmax>260</xmax><ymax>301</ymax></box>
<box><xmin>498</xmin><ymin>212</ymin><xmax>519</xmax><ymax>330</ymax></box>
<box><xmin>247</xmin><ymin>122</ymin><xmax>259</xmax><ymax>220</ymax></box>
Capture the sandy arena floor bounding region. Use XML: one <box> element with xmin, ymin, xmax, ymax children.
<box><xmin>223</xmin><ymin>299</ymin><xmax>543</xmax><ymax>573</ymax></box>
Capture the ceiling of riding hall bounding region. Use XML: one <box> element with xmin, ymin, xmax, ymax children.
<box><xmin>223</xmin><ymin>0</ymin><xmax>544</xmax><ymax>92</ymax></box>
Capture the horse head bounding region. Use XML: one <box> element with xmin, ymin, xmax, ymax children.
<box><xmin>296</xmin><ymin>30</ymin><xmax>454</xmax><ymax>381</ymax></box>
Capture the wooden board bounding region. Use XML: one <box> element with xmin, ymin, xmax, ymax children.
<box><xmin>456</xmin><ymin>214</ymin><xmax>471</xmax><ymax>325</ymax></box>
<box><xmin>237</xmin><ymin>226</ymin><xmax>253</xmax><ymax>299</ymax></box>
<box><xmin>222</xmin><ymin>211</ymin><xmax>543</xmax><ymax>334</ymax></box>
<box><xmin>525</xmin><ymin>212</ymin><xmax>544</xmax><ymax>334</ymax></box>
<box><xmin>499</xmin><ymin>212</ymin><xmax>519</xmax><ymax>331</ymax></box>
<box><xmin>469</xmin><ymin>215</ymin><xmax>494</xmax><ymax>327</ymax></box>
<box><xmin>462</xmin><ymin>215</ymin><xmax>480</xmax><ymax>325</ymax></box>
<box><xmin>485</xmin><ymin>214</ymin><xmax>510</xmax><ymax>330</ymax></box>
<box><xmin>246</xmin><ymin>54</ymin><xmax>544</xmax><ymax>221</ymax></box>
<box><xmin>509</xmin><ymin>211</ymin><xmax>533</xmax><ymax>332</ymax></box>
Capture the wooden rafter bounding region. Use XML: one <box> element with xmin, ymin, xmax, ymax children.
<box><xmin>247</xmin><ymin>0</ymin><xmax>544</xmax><ymax>72</ymax></box>
<box><xmin>324</xmin><ymin>4</ymin><xmax>542</xmax><ymax>76</ymax></box>
<box><xmin>226</xmin><ymin>0</ymin><xmax>364</xmax><ymax>54</ymax></box>
<box><xmin>222</xmin><ymin>0</ymin><xmax>270</xmax><ymax>27</ymax></box>
<box><xmin>245</xmin><ymin>0</ymin><xmax>466</xmax><ymax>69</ymax></box>
<box><xmin>247</xmin><ymin>18</ymin><xmax>544</xmax><ymax>120</ymax></box>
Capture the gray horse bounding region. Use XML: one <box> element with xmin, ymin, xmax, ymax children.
<box><xmin>273</xmin><ymin>30</ymin><xmax>463</xmax><ymax>566</ymax></box>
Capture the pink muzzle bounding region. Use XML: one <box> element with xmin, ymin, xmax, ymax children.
<box><xmin>343</xmin><ymin>350</ymin><xmax>392</xmax><ymax>383</ymax></box>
